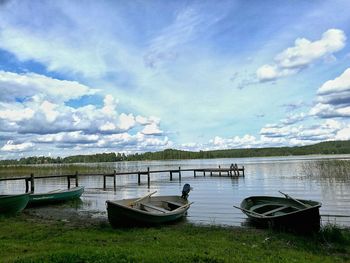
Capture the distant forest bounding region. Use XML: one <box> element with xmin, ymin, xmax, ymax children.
<box><xmin>1</xmin><ymin>140</ymin><xmax>350</xmax><ymax>165</ymax></box>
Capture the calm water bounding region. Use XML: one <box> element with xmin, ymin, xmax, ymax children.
<box><xmin>1</xmin><ymin>155</ymin><xmax>350</xmax><ymax>227</ymax></box>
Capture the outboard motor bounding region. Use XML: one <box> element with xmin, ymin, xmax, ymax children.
<box><xmin>181</xmin><ymin>183</ymin><xmax>191</xmax><ymax>200</ymax></box>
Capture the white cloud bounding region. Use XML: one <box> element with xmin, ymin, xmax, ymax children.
<box><xmin>40</xmin><ymin>101</ymin><xmax>59</xmax><ymax>123</ymax></box>
<box><xmin>102</xmin><ymin>95</ymin><xmax>118</xmax><ymax>117</ymax></box>
<box><xmin>144</xmin><ymin>5</ymin><xmax>227</xmax><ymax>68</ymax></box>
<box><xmin>100</xmin><ymin>122</ymin><xmax>117</xmax><ymax>132</ymax></box>
<box><xmin>275</xmin><ymin>29</ymin><xmax>345</xmax><ymax>68</ymax></box>
<box><xmin>256</xmin><ymin>65</ymin><xmax>279</xmax><ymax>82</ymax></box>
<box><xmin>1</xmin><ymin>140</ymin><xmax>34</xmax><ymax>152</ymax></box>
<box><xmin>0</xmin><ymin>89</ymin><xmax>137</xmax><ymax>135</ymax></box>
<box><xmin>142</xmin><ymin>123</ymin><xmax>163</xmax><ymax>135</ymax></box>
<box><xmin>257</xmin><ymin>29</ymin><xmax>346</xmax><ymax>82</ymax></box>
<box><xmin>118</xmin><ymin>113</ymin><xmax>136</xmax><ymax>131</ymax></box>
<box><xmin>317</xmin><ymin>68</ymin><xmax>350</xmax><ymax>103</ymax></box>
<box><xmin>137</xmin><ymin>133</ymin><xmax>170</xmax><ymax>149</ymax></box>
<box><xmin>335</xmin><ymin>125</ymin><xmax>350</xmax><ymax>140</ymax></box>
<box><xmin>0</xmin><ymin>104</ymin><xmax>34</xmax><ymax>122</ymax></box>
<box><xmin>90</xmin><ymin>132</ymin><xmax>171</xmax><ymax>151</ymax></box>
<box><xmin>0</xmin><ymin>71</ymin><xmax>170</xmax><ymax>156</ymax></box>
<box><xmin>0</xmin><ymin>71</ymin><xmax>98</xmax><ymax>103</ymax></box>
<box><xmin>260</xmin><ymin>125</ymin><xmax>299</xmax><ymax>138</ymax></box>
<box><xmin>210</xmin><ymin>134</ymin><xmax>258</xmax><ymax>149</ymax></box>
<box><xmin>281</xmin><ymin>112</ymin><xmax>307</xmax><ymax>125</ymax></box>
<box><xmin>309</xmin><ymin>103</ymin><xmax>350</xmax><ymax>118</ymax></box>
<box><xmin>196</xmin><ymin>119</ymin><xmax>348</xmax><ymax>151</ymax></box>
<box><xmin>135</xmin><ymin>115</ymin><xmax>150</xmax><ymax>125</ymax></box>
<box><xmin>0</xmin><ymin>16</ymin><xmax>107</xmax><ymax>77</ymax></box>
<box><xmin>310</xmin><ymin>68</ymin><xmax>350</xmax><ymax>118</ymax></box>
<box><xmin>35</xmin><ymin>132</ymin><xmax>99</xmax><ymax>144</ymax></box>
<box><xmin>260</xmin><ymin>119</ymin><xmax>344</xmax><ymax>143</ymax></box>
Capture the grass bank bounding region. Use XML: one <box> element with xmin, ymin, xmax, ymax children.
<box><xmin>0</xmin><ymin>215</ymin><xmax>349</xmax><ymax>263</ymax></box>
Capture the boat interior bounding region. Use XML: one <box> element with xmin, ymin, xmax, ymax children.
<box><xmin>250</xmin><ymin>203</ymin><xmax>300</xmax><ymax>216</ymax></box>
<box><xmin>137</xmin><ymin>200</ymin><xmax>185</xmax><ymax>213</ymax></box>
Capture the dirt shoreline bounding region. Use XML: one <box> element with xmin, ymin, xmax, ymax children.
<box><xmin>23</xmin><ymin>204</ymin><xmax>108</xmax><ymax>227</ymax></box>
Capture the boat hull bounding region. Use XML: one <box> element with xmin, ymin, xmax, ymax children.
<box><xmin>106</xmin><ymin>195</ymin><xmax>190</xmax><ymax>227</ymax></box>
<box><xmin>0</xmin><ymin>193</ymin><xmax>30</xmax><ymax>215</ymax></box>
<box><xmin>240</xmin><ymin>196</ymin><xmax>321</xmax><ymax>232</ymax></box>
<box><xmin>28</xmin><ymin>186</ymin><xmax>84</xmax><ymax>206</ymax></box>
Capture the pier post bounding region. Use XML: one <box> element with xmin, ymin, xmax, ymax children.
<box><xmin>194</xmin><ymin>170</ymin><xmax>196</xmax><ymax>178</ymax></box>
<box><xmin>30</xmin><ymin>173</ymin><xmax>34</xmax><ymax>192</ymax></box>
<box><xmin>219</xmin><ymin>166</ymin><xmax>221</xmax><ymax>176</ymax></box>
<box><xmin>75</xmin><ymin>171</ymin><xmax>79</xmax><ymax>187</ymax></box>
<box><xmin>68</xmin><ymin>175</ymin><xmax>71</xmax><ymax>189</ymax></box>
<box><xmin>235</xmin><ymin>164</ymin><xmax>239</xmax><ymax>176</ymax></box>
<box><xmin>25</xmin><ymin>178</ymin><xmax>29</xmax><ymax>193</ymax></box>
<box><xmin>242</xmin><ymin>166</ymin><xmax>245</xmax><ymax>177</ymax></box>
<box><xmin>147</xmin><ymin>167</ymin><xmax>150</xmax><ymax>188</ymax></box>
<box><xmin>103</xmin><ymin>175</ymin><xmax>106</xmax><ymax>189</ymax></box>
<box><xmin>170</xmin><ymin>171</ymin><xmax>173</xmax><ymax>181</ymax></box>
<box><xmin>113</xmin><ymin>170</ymin><xmax>116</xmax><ymax>190</ymax></box>
<box><xmin>138</xmin><ymin>172</ymin><xmax>141</xmax><ymax>185</ymax></box>
<box><xmin>178</xmin><ymin>166</ymin><xmax>181</xmax><ymax>181</ymax></box>
<box><xmin>203</xmin><ymin>171</ymin><xmax>206</xmax><ymax>177</ymax></box>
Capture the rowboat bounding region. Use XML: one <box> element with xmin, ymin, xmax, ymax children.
<box><xmin>106</xmin><ymin>185</ymin><xmax>193</xmax><ymax>227</ymax></box>
<box><xmin>235</xmin><ymin>192</ymin><xmax>322</xmax><ymax>232</ymax></box>
<box><xmin>0</xmin><ymin>193</ymin><xmax>30</xmax><ymax>214</ymax></box>
<box><xmin>28</xmin><ymin>186</ymin><xmax>84</xmax><ymax>206</ymax></box>
<box><xmin>106</xmin><ymin>193</ymin><xmax>192</xmax><ymax>226</ymax></box>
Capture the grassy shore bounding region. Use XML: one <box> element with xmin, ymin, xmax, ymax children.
<box><xmin>0</xmin><ymin>214</ymin><xmax>349</xmax><ymax>263</ymax></box>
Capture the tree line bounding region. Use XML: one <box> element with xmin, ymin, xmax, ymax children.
<box><xmin>1</xmin><ymin>140</ymin><xmax>350</xmax><ymax>165</ymax></box>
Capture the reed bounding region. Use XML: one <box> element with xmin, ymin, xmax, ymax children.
<box><xmin>0</xmin><ymin>163</ymin><xmax>116</xmax><ymax>178</ymax></box>
<box><xmin>301</xmin><ymin>159</ymin><xmax>350</xmax><ymax>182</ymax></box>
<box><xmin>319</xmin><ymin>223</ymin><xmax>348</xmax><ymax>244</ymax></box>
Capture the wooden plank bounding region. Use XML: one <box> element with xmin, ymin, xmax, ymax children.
<box><xmin>140</xmin><ymin>203</ymin><xmax>168</xmax><ymax>213</ymax></box>
<box><xmin>162</xmin><ymin>200</ymin><xmax>184</xmax><ymax>207</ymax></box>
<box><xmin>262</xmin><ymin>205</ymin><xmax>289</xmax><ymax>216</ymax></box>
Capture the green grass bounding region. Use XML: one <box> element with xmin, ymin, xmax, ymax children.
<box><xmin>0</xmin><ymin>215</ymin><xmax>349</xmax><ymax>263</ymax></box>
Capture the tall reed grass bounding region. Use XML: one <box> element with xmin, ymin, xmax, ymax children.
<box><xmin>301</xmin><ymin>159</ymin><xmax>350</xmax><ymax>182</ymax></box>
<box><xmin>0</xmin><ymin>163</ymin><xmax>116</xmax><ymax>178</ymax></box>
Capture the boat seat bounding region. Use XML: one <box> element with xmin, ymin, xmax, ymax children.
<box><xmin>262</xmin><ymin>205</ymin><xmax>289</xmax><ymax>216</ymax></box>
<box><xmin>162</xmin><ymin>201</ymin><xmax>184</xmax><ymax>207</ymax></box>
<box><xmin>250</xmin><ymin>204</ymin><xmax>270</xmax><ymax>212</ymax></box>
<box><xmin>140</xmin><ymin>203</ymin><xmax>168</xmax><ymax>213</ymax></box>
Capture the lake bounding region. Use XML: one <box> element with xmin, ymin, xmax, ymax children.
<box><xmin>1</xmin><ymin>155</ymin><xmax>350</xmax><ymax>227</ymax></box>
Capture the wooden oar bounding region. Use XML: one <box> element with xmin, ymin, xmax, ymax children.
<box><xmin>129</xmin><ymin>191</ymin><xmax>157</xmax><ymax>206</ymax></box>
<box><xmin>278</xmin><ymin>191</ymin><xmax>310</xmax><ymax>208</ymax></box>
<box><xmin>173</xmin><ymin>202</ymin><xmax>194</xmax><ymax>212</ymax></box>
<box><xmin>233</xmin><ymin>205</ymin><xmax>267</xmax><ymax>218</ymax></box>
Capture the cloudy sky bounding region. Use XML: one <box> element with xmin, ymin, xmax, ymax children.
<box><xmin>1</xmin><ymin>0</ymin><xmax>350</xmax><ymax>159</ymax></box>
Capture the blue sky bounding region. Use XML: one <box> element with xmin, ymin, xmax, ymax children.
<box><xmin>1</xmin><ymin>0</ymin><xmax>350</xmax><ymax>158</ymax></box>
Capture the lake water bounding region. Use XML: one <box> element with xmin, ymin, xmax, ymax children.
<box><xmin>1</xmin><ymin>155</ymin><xmax>350</xmax><ymax>227</ymax></box>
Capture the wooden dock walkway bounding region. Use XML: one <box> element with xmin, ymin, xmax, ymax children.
<box><xmin>0</xmin><ymin>163</ymin><xmax>244</xmax><ymax>192</ymax></box>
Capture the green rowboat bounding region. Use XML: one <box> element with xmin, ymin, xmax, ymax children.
<box><xmin>28</xmin><ymin>186</ymin><xmax>84</xmax><ymax>206</ymax></box>
<box><xmin>237</xmin><ymin>195</ymin><xmax>321</xmax><ymax>232</ymax></box>
<box><xmin>0</xmin><ymin>193</ymin><xmax>30</xmax><ymax>214</ymax></box>
<box><xmin>106</xmin><ymin>193</ymin><xmax>192</xmax><ymax>227</ymax></box>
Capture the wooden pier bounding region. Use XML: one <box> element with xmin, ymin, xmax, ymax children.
<box><xmin>0</xmin><ymin>163</ymin><xmax>244</xmax><ymax>192</ymax></box>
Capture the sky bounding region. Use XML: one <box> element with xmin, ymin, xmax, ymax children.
<box><xmin>1</xmin><ymin>0</ymin><xmax>350</xmax><ymax>159</ymax></box>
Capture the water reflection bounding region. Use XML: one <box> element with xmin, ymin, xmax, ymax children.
<box><xmin>0</xmin><ymin>155</ymin><xmax>349</xmax><ymax>227</ymax></box>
